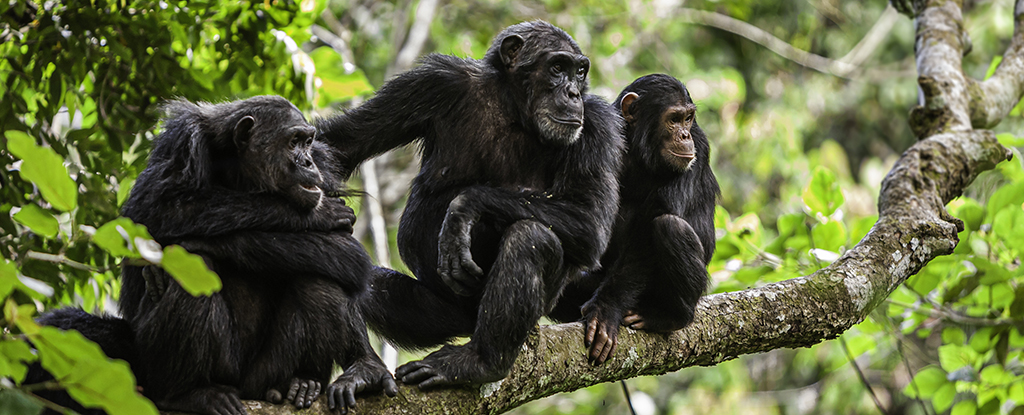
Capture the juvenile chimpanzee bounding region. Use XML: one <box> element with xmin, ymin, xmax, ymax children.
<box><xmin>550</xmin><ymin>74</ymin><xmax>719</xmax><ymax>364</ymax></box>
<box><xmin>316</xmin><ymin>21</ymin><xmax>623</xmax><ymax>388</ymax></box>
<box><xmin>39</xmin><ymin>96</ymin><xmax>396</xmax><ymax>415</ymax></box>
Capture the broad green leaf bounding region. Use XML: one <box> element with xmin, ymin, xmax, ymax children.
<box><xmin>952</xmin><ymin>198</ymin><xmax>985</xmax><ymax>231</ymax></box>
<box><xmin>810</xmin><ymin>218</ymin><xmax>847</xmax><ymax>252</ymax></box>
<box><xmin>93</xmin><ymin>218</ymin><xmax>153</xmax><ymax>258</ymax></box>
<box><xmin>991</xmin><ymin>206</ymin><xmax>1024</xmax><ymax>248</ymax></box>
<box><xmin>116</xmin><ymin>177</ymin><xmax>135</xmax><ymax>207</ymax></box>
<box><xmin>932</xmin><ymin>383</ymin><xmax>957</xmax><ymax>412</ymax></box>
<box><xmin>905</xmin><ymin>366</ymin><xmax>949</xmax><ymax>399</ymax></box>
<box><xmin>308</xmin><ymin>46</ymin><xmax>374</xmax><ymax>107</ymax></box>
<box><xmin>979</xmin><ymin>365</ymin><xmax>1013</xmax><ymax>385</ymax></box>
<box><xmin>950</xmin><ymin>400</ymin><xmax>977</xmax><ymax>415</ymax></box>
<box><xmin>969</xmin><ymin>328</ymin><xmax>995</xmax><ymax>354</ymax></box>
<box><xmin>32</xmin><ymin>327</ymin><xmax>157</xmax><ymax>415</ymax></box>
<box><xmin>943</xmin><ymin>327</ymin><xmax>966</xmax><ymax>345</ymax></box>
<box><xmin>161</xmin><ymin>245</ymin><xmax>221</xmax><ymax>296</ymax></box>
<box><xmin>12</xmin><ymin>204</ymin><xmax>59</xmax><ymax>238</ymax></box>
<box><xmin>973</xmin><ymin>257</ymin><xmax>1012</xmax><ymax>285</ymax></box>
<box><xmin>938</xmin><ymin>344</ymin><xmax>974</xmax><ymax>372</ymax></box>
<box><xmin>5</xmin><ymin>130</ymin><xmax>78</xmax><ymax>212</ymax></box>
<box><xmin>986</xmin><ymin>182</ymin><xmax>1024</xmax><ymax>222</ymax></box>
<box><xmin>996</xmin><ymin>133</ymin><xmax>1024</xmax><ymax>148</ymax></box>
<box><xmin>802</xmin><ymin>166</ymin><xmax>844</xmax><ymax>216</ymax></box>
<box><xmin>0</xmin><ymin>340</ymin><xmax>36</xmax><ymax>383</ymax></box>
<box><xmin>0</xmin><ymin>260</ymin><xmax>18</xmax><ymax>299</ymax></box>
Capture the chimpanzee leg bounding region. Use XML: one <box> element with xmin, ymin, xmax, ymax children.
<box><xmin>243</xmin><ymin>279</ymin><xmax>395</xmax><ymax>411</ymax></box>
<box><xmin>396</xmin><ymin>220</ymin><xmax>565</xmax><ymax>389</ymax></box>
<box><xmin>627</xmin><ymin>214</ymin><xmax>708</xmax><ymax>332</ymax></box>
<box><xmin>361</xmin><ymin>266</ymin><xmax>477</xmax><ymax>349</ymax></box>
<box><xmin>132</xmin><ymin>279</ymin><xmax>247</xmax><ymax>415</ymax></box>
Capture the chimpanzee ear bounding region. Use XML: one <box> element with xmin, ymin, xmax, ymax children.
<box><xmin>233</xmin><ymin>115</ymin><xmax>255</xmax><ymax>151</ymax></box>
<box><xmin>620</xmin><ymin>92</ymin><xmax>639</xmax><ymax>123</ymax></box>
<box><xmin>499</xmin><ymin>35</ymin><xmax>525</xmax><ymax>69</ymax></box>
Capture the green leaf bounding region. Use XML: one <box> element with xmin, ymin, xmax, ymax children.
<box><xmin>938</xmin><ymin>344</ymin><xmax>974</xmax><ymax>372</ymax></box>
<box><xmin>161</xmin><ymin>245</ymin><xmax>221</xmax><ymax>296</ymax></box>
<box><xmin>11</xmin><ymin>204</ymin><xmax>59</xmax><ymax>238</ymax></box>
<box><xmin>0</xmin><ymin>260</ymin><xmax>19</xmax><ymax>299</ymax></box>
<box><xmin>943</xmin><ymin>327</ymin><xmax>967</xmax><ymax>345</ymax></box>
<box><xmin>5</xmin><ymin>130</ymin><xmax>78</xmax><ymax>212</ymax></box>
<box><xmin>986</xmin><ymin>182</ymin><xmax>1024</xmax><ymax>223</ymax></box>
<box><xmin>952</xmin><ymin>198</ymin><xmax>986</xmax><ymax>231</ymax></box>
<box><xmin>810</xmin><ymin>218</ymin><xmax>847</xmax><ymax>252</ymax></box>
<box><xmin>905</xmin><ymin>366</ymin><xmax>949</xmax><ymax>399</ymax></box>
<box><xmin>93</xmin><ymin>218</ymin><xmax>153</xmax><ymax>258</ymax></box>
<box><xmin>979</xmin><ymin>365</ymin><xmax>1013</xmax><ymax>385</ymax></box>
<box><xmin>996</xmin><ymin>133</ymin><xmax>1024</xmax><ymax>148</ymax></box>
<box><xmin>951</xmin><ymin>400</ymin><xmax>977</xmax><ymax>415</ymax></box>
<box><xmin>116</xmin><ymin>177</ymin><xmax>135</xmax><ymax>207</ymax></box>
<box><xmin>31</xmin><ymin>327</ymin><xmax>157</xmax><ymax>415</ymax></box>
<box><xmin>802</xmin><ymin>166</ymin><xmax>844</xmax><ymax>216</ymax></box>
<box><xmin>0</xmin><ymin>340</ymin><xmax>36</xmax><ymax>384</ymax></box>
<box><xmin>932</xmin><ymin>383</ymin><xmax>957</xmax><ymax>412</ymax></box>
<box><xmin>308</xmin><ymin>46</ymin><xmax>375</xmax><ymax>106</ymax></box>
<box><xmin>991</xmin><ymin>205</ymin><xmax>1024</xmax><ymax>248</ymax></box>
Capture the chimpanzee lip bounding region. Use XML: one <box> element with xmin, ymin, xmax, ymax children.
<box><xmin>300</xmin><ymin>184</ymin><xmax>323</xmax><ymax>194</ymax></box>
<box><xmin>548</xmin><ymin>115</ymin><xmax>583</xmax><ymax>126</ymax></box>
<box><xmin>667</xmin><ymin>149</ymin><xmax>695</xmax><ymax>159</ymax></box>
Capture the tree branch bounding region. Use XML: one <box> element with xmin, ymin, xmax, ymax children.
<box><xmin>969</xmin><ymin>0</ymin><xmax>1024</xmax><ymax>128</ymax></box>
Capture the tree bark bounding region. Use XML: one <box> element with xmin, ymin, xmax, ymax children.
<box><xmin>195</xmin><ymin>1</ymin><xmax>1020</xmax><ymax>414</ymax></box>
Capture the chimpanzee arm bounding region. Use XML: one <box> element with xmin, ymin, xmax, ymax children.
<box><xmin>315</xmin><ymin>55</ymin><xmax>471</xmax><ymax>177</ymax></box>
<box><xmin>175</xmin><ymin>231</ymin><xmax>370</xmax><ymax>295</ymax></box>
<box><xmin>127</xmin><ymin>187</ymin><xmax>355</xmax><ymax>242</ymax></box>
<box><xmin>437</xmin><ymin>97</ymin><xmax>622</xmax><ymax>291</ymax></box>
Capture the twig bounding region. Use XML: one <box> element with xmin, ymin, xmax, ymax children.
<box><xmin>839</xmin><ymin>336</ymin><xmax>891</xmax><ymax>415</ymax></box>
<box><xmin>24</xmin><ymin>251</ymin><xmax>101</xmax><ymax>272</ymax></box>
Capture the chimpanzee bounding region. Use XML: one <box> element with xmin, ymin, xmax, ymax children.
<box><xmin>316</xmin><ymin>21</ymin><xmax>623</xmax><ymax>388</ymax></box>
<box><xmin>38</xmin><ymin>96</ymin><xmax>397</xmax><ymax>415</ymax></box>
<box><xmin>550</xmin><ymin>74</ymin><xmax>719</xmax><ymax>364</ymax></box>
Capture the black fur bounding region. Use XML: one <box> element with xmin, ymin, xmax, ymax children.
<box><xmin>39</xmin><ymin>96</ymin><xmax>396</xmax><ymax>415</ymax></box>
<box><xmin>550</xmin><ymin>74</ymin><xmax>720</xmax><ymax>364</ymax></box>
<box><xmin>317</xmin><ymin>21</ymin><xmax>623</xmax><ymax>388</ymax></box>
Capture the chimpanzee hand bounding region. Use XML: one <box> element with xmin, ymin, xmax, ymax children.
<box><xmin>581</xmin><ymin>298</ymin><xmax>624</xmax><ymax>365</ymax></box>
<box><xmin>265</xmin><ymin>378</ymin><xmax>321</xmax><ymax>409</ymax></box>
<box><xmin>326</xmin><ymin>357</ymin><xmax>398</xmax><ymax>414</ymax></box>
<box><xmin>437</xmin><ymin>195</ymin><xmax>483</xmax><ymax>296</ymax></box>
<box><xmin>312</xmin><ymin>197</ymin><xmax>355</xmax><ymax>234</ymax></box>
<box><xmin>141</xmin><ymin>265</ymin><xmax>170</xmax><ymax>304</ymax></box>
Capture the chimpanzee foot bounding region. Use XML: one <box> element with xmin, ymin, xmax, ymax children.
<box><xmin>158</xmin><ymin>385</ymin><xmax>247</xmax><ymax>415</ymax></box>
<box><xmin>622</xmin><ymin>310</ymin><xmax>689</xmax><ymax>333</ymax></box>
<box><xmin>265</xmin><ymin>377</ymin><xmax>321</xmax><ymax>409</ymax></box>
<box><xmin>326</xmin><ymin>356</ymin><xmax>398</xmax><ymax>414</ymax></box>
<box><xmin>395</xmin><ymin>344</ymin><xmax>508</xmax><ymax>389</ymax></box>
<box><xmin>582</xmin><ymin>301</ymin><xmax>624</xmax><ymax>365</ymax></box>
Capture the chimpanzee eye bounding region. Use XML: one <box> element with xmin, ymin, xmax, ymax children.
<box><xmin>551</xmin><ymin>64</ymin><xmax>563</xmax><ymax>75</ymax></box>
<box><xmin>576</xmin><ymin>67</ymin><xmax>586</xmax><ymax>78</ymax></box>
<box><xmin>304</xmin><ymin>136</ymin><xmax>314</xmax><ymax>147</ymax></box>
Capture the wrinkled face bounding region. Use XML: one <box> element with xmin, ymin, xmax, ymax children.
<box><xmin>236</xmin><ymin>105</ymin><xmax>325</xmax><ymax>211</ymax></box>
<box><xmin>658</xmin><ymin>101</ymin><xmax>698</xmax><ymax>171</ymax></box>
<box><xmin>530</xmin><ymin>50</ymin><xmax>590</xmax><ymax>145</ymax></box>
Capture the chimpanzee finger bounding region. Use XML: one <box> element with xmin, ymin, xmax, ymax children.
<box><xmin>584</xmin><ymin>317</ymin><xmax>598</xmax><ymax>348</ymax></box>
<box><xmin>294</xmin><ymin>382</ymin><xmax>309</xmax><ymax>407</ymax></box>
<box><xmin>459</xmin><ymin>246</ymin><xmax>483</xmax><ymax>277</ymax></box>
<box><xmin>286</xmin><ymin>380</ymin><xmax>300</xmax><ymax>402</ymax></box>
<box><xmin>307</xmin><ymin>381</ymin><xmax>321</xmax><ymax>408</ymax></box>
<box><xmin>382</xmin><ymin>376</ymin><xmax>399</xmax><ymax>397</ymax></box>
<box><xmin>345</xmin><ymin>384</ymin><xmax>358</xmax><ymax>410</ymax></box>
<box><xmin>598</xmin><ymin>335</ymin><xmax>616</xmax><ymax>364</ymax></box>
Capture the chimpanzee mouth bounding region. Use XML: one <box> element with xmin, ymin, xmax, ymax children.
<box><xmin>300</xmin><ymin>184</ymin><xmax>323</xmax><ymax>194</ymax></box>
<box><xmin>547</xmin><ymin>115</ymin><xmax>583</xmax><ymax>126</ymax></box>
<box><xmin>667</xmin><ymin>149</ymin><xmax>696</xmax><ymax>159</ymax></box>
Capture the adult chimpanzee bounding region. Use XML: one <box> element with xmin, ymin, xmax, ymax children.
<box><xmin>113</xmin><ymin>96</ymin><xmax>397</xmax><ymax>415</ymax></box>
<box><xmin>316</xmin><ymin>21</ymin><xmax>623</xmax><ymax>388</ymax></box>
<box><xmin>550</xmin><ymin>74</ymin><xmax>719</xmax><ymax>364</ymax></box>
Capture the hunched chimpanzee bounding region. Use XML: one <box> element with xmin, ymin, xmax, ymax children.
<box><xmin>37</xmin><ymin>96</ymin><xmax>397</xmax><ymax>415</ymax></box>
<box><xmin>316</xmin><ymin>21</ymin><xmax>623</xmax><ymax>388</ymax></box>
<box><xmin>550</xmin><ymin>74</ymin><xmax>720</xmax><ymax>364</ymax></box>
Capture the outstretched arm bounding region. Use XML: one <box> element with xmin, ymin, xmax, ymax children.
<box><xmin>315</xmin><ymin>55</ymin><xmax>471</xmax><ymax>177</ymax></box>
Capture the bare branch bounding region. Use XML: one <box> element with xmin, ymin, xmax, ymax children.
<box><xmin>969</xmin><ymin>0</ymin><xmax>1024</xmax><ymax>128</ymax></box>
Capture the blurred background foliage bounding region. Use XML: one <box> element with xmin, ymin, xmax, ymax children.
<box><xmin>1</xmin><ymin>0</ymin><xmax>1023</xmax><ymax>414</ymax></box>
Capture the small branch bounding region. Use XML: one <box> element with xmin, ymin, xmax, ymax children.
<box><xmin>968</xmin><ymin>0</ymin><xmax>1024</xmax><ymax>129</ymax></box>
<box><xmin>677</xmin><ymin>8</ymin><xmax>858</xmax><ymax>78</ymax></box>
<box><xmin>24</xmin><ymin>251</ymin><xmax>101</xmax><ymax>272</ymax></box>
<box><xmin>840</xmin><ymin>337</ymin><xmax>890</xmax><ymax>415</ymax></box>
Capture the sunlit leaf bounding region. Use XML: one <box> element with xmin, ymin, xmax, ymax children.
<box><xmin>12</xmin><ymin>204</ymin><xmax>59</xmax><ymax>238</ymax></box>
<box><xmin>93</xmin><ymin>218</ymin><xmax>153</xmax><ymax>258</ymax></box>
<box><xmin>802</xmin><ymin>166</ymin><xmax>844</xmax><ymax>216</ymax></box>
<box><xmin>161</xmin><ymin>245</ymin><xmax>221</xmax><ymax>296</ymax></box>
<box><xmin>5</xmin><ymin>130</ymin><xmax>78</xmax><ymax>212</ymax></box>
<box><xmin>905</xmin><ymin>366</ymin><xmax>949</xmax><ymax>399</ymax></box>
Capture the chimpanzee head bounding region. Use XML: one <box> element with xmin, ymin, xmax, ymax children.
<box><xmin>486</xmin><ymin>21</ymin><xmax>591</xmax><ymax>146</ymax></box>
<box><xmin>162</xmin><ymin>95</ymin><xmax>339</xmax><ymax>211</ymax></box>
<box><xmin>616</xmin><ymin>74</ymin><xmax>703</xmax><ymax>172</ymax></box>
